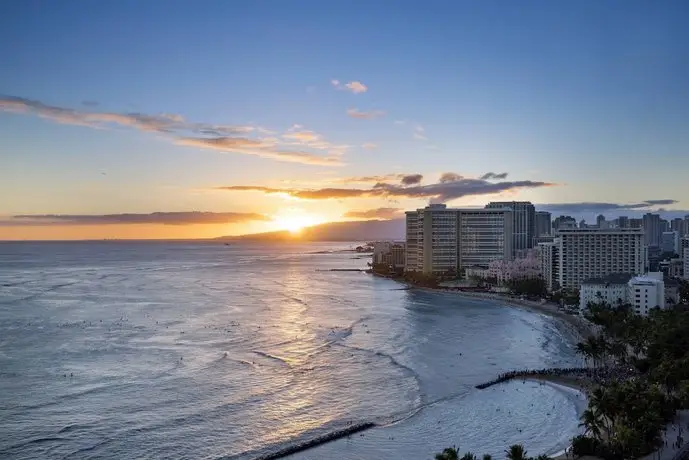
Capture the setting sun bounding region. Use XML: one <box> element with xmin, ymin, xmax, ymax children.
<box><xmin>272</xmin><ymin>209</ymin><xmax>325</xmax><ymax>234</ymax></box>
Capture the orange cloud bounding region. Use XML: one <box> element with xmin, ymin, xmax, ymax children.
<box><xmin>4</xmin><ymin>211</ymin><xmax>270</xmax><ymax>226</ymax></box>
<box><xmin>344</xmin><ymin>208</ymin><xmax>403</xmax><ymax>219</ymax></box>
<box><xmin>1</xmin><ymin>95</ymin><xmax>345</xmax><ymax>166</ymax></box>
<box><xmin>331</xmin><ymin>79</ymin><xmax>368</xmax><ymax>94</ymax></box>
<box><xmin>347</xmin><ymin>108</ymin><xmax>385</xmax><ymax>120</ymax></box>
<box><xmin>177</xmin><ymin>137</ymin><xmax>343</xmax><ymax>166</ymax></box>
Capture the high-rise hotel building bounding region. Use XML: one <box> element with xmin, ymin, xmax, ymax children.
<box><xmin>540</xmin><ymin>228</ymin><xmax>646</xmax><ymax>291</ymax></box>
<box><xmin>405</xmin><ymin>204</ymin><xmax>513</xmax><ymax>276</ymax></box>
<box><xmin>486</xmin><ymin>201</ymin><xmax>536</xmax><ymax>257</ymax></box>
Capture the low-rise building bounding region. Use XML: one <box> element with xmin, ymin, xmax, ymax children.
<box><xmin>580</xmin><ymin>273</ymin><xmax>633</xmax><ymax>311</ymax></box>
<box><xmin>684</xmin><ymin>248</ymin><xmax>689</xmax><ymax>281</ymax></box>
<box><xmin>579</xmin><ymin>272</ymin><xmax>666</xmax><ymax>316</ymax></box>
<box><xmin>628</xmin><ymin>273</ymin><xmax>665</xmax><ymax>316</ymax></box>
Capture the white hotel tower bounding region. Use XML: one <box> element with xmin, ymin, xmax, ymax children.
<box><xmin>540</xmin><ymin>228</ymin><xmax>646</xmax><ymax>291</ymax></box>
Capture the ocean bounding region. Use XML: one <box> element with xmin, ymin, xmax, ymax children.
<box><xmin>0</xmin><ymin>241</ymin><xmax>585</xmax><ymax>459</ymax></box>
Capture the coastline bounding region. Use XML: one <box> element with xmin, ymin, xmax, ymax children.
<box><xmin>416</xmin><ymin>286</ymin><xmax>595</xmax><ymax>458</ymax></box>
<box><xmin>409</xmin><ymin>286</ymin><xmax>596</xmax><ymax>343</ymax></box>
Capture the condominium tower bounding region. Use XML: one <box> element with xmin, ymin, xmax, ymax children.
<box><xmin>485</xmin><ymin>201</ymin><xmax>535</xmax><ymax>257</ymax></box>
<box><xmin>540</xmin><ymin>228</ymin><xmax>645</xmax><ymax>291</ymax></box>
<box><xmin>535</xmin><ymin>211</ymin><xmax>552</xmax><ymax>238</ymax></box>
<box><xmin>405</xmin><ymin>204</ymin><xmax>513</xmax><ymax>276</ymax></box>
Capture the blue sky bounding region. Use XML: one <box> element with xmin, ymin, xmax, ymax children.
<box><xmin>1</xmin><ymin>0</ymin><xmax>688</xmax><ymax>238</ymax></box>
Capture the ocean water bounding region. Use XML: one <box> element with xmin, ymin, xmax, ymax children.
<box><xmin>0</xmin><ymin>241</ymin><xmax>584</xmax><ymax>460</ymax></box>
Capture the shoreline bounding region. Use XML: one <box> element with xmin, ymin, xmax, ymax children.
<box><xmin>412</xmin><ymin>286</ymin><xmax>597</xmax><ymax>343</ymax></box>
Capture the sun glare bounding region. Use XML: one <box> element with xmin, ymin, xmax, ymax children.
<box><xmin>273</xmin><ymin>209</ymin><xmax>323</xmax><ymax>234</ymax></box>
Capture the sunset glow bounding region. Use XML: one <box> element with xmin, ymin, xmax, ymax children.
<box><xmin>272</xmin><ymin>209</ymin><xmax>325</xmax><ymax>234</ymax></box>
<box><xmin>1</xmin><ymin>2</ymin><xmax>687</xmax><ymax>241</ymax></box>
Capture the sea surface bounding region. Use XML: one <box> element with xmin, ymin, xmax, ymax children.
<box><xmin>0</xmin><ymin>241</ymin><xmax>585</xmax><ymax>460</ymax></box>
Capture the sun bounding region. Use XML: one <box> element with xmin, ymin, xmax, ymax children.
<box><xmin>273</xmin><ymin>209</ymin><xmax>323</xmax><ymax>234</ymax></box>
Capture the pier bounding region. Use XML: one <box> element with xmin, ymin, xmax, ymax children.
<box><xmin>253</xmin><ymin>422</ymin><xmax>376</xmax><ymax>460</ymax></box>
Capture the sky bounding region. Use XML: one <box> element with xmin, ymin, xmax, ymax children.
<box><xmin>1</xmin><ymin>0</ymin><xmax>688</xmax><ymax>240</ymax></box>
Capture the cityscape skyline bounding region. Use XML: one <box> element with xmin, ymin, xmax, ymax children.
<box><xmin>2</xmin><ymin>1</ymin><xmax>688</xmax><ymax>240</ymax></box>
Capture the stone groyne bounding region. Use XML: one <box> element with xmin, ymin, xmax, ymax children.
<box><xmin>475</xmin><ymin>367</ymin><xmax>591</xmax><ymax>390</ymax></box>
<box><xmin>253</xmin><ymin>422</ymin><xmax>376</xmax><ymax>460</ymax></box>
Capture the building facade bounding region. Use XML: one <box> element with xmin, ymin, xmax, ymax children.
<box><xmin>684</xmin><ymin>248</ymin><xmax>689</xmax><ymax>281</ymax></box>
<box><xmin>542</xmin><ymin>228</ymin><xmax>645</xmax><ymax>291</ymax></box>
<box><xmin>535</xmin><ymin>211</ymin><xmax>552</xmax><ymax>238</ymax></box>
<box><xmin>643</xmin><ymin>213</ymin><xmax>662</xmax><ymax>247</ymax></box>
<box><xmin>579</xmin><ymin>272</ymin><xmax>665</xmax><ymax>316</ymax></box>
<box><xmin>486</xmin><ymin>201</ymin><xmax>535</xmax><ymax>257</ymax></box>
<box><xmin>579</xmin><ymin>273</ymin><xmax>633</xmax><ymax>311</ymax></box>
<box><xmin>628</xmin><ymin>273</ymin><xmax>665</xmax><ymax>316</ymax></box>
<box><xmin>661</xmin><ymin>231</ymin><xmax>680</xmax><ymax>254</ymax></box>
<box><xmin>539</xmin><ymin>240</ymin><xmax>560</xmax><ymax>292</ymax></box>
<box><xmin>404</xmin><ymin>204</ymin><xmax>513</xmax><ymax>276</ymax></box>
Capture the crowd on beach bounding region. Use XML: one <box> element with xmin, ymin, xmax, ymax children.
<box><xmin>475</xmin><ymin>366</ymin><xmax>639</xmax><ymax>390</ymax></box>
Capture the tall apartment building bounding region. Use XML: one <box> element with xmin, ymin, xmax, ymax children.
<box><xmin>681</xmin><ymin>237</ymin><xmax>689</xmax><ymax>259</ymax></box>
<box><xmin>539</xmin><ymin>240</ymin><xmax>559</xmax><ymax>292</ymax></box>
<box><xmin>404</xmin><ymin>204</ymin><xmax>513</xmax><ymax>276</ymax></box>
<box><xmin>643</xmin><ymin>213</ymin><xmax>662</xmax><ymax>247</ymax></box>
<box><xmin>661</xmin><ymin>231</ymin><xmax>680</xmax><ymax>254</ymax></box>
<box><xmin>617</xmin><ymin>216</ymin><xmax>629</xmax><ymax>229</ymax></box>
<box><xmin>486</xmin><ymin>201</ymin><xmax>535</xmax><ymax>257</ymax></box>
<box><xmin>671</xmin><ymin>218</ymin><xmax>684</xmax><ymax>234</ymax></box>
<box><xmin>684</xmin><ymin>248</ymin><xmax>689</xmax><ymax>281</ymax></box>
<box><xmin>540</xmin><ymin>228</ymin><xmax>645</xmax><ymax>291</ymax></box>
<box><xmin>535</xmin><ymin>211</ymin><xmax>552</xmax><ymax>238</ymax></box>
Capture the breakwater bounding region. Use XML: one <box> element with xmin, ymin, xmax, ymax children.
<box><xmin>253</xmin><ymin>422</ymin><xmax>376</xmax><ymax>460</ymax></box>
<box><xmin>475</xmin><ymin>367</ymin><xmax>590</xmax><ymax>389</ymax></box>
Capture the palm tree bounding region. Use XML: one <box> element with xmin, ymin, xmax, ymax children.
<box><xmin>575</xmin><ymin>342</ymin><xmax>592</xmax><ymax>367</ymax></box>
<box><xmin>505</xmin><ymin>444</ymin><xmax>527</xmax><ymax>460</ymax></box>
<box><xmin>460</xmin><ymin>453</ymin><xmax>477</xmax><ymax>460</ymax></box>
<box><xmin>436</xmin><ymin>447</ymin><xmax>460</xmax><ymax>460</ymax></box>
<box><xmin>535</xmin><ymin>455</ymin><xmax>551</xmax><ymax>460</ymax></box>
<box><xmin>579</xmin><ymin>408</ymin><xmax>603</xmax><ymax>440</ymax></box>
<box><xmin>482</xmin><ymin>455</ymin><xmax>493</xmax><ymax>460</ymax></box>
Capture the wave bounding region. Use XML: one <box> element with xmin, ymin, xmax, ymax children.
<box><xmin>252</xmin><ymin>351</ymin><xmax>293</xmax><ymax>366</ymax></box>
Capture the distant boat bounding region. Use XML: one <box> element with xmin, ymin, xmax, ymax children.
<box><xmin>224</xmin><ymin>243</ymin><xmax>231</xmax><ymax>246</ymax></box>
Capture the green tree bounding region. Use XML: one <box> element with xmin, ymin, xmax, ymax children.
<box><xmin>435</xmin><ymin>447</ymin><xmax>460</xmax><ymax>460</ymax></box>
<box><xmin>505</xmin><ymin>444</ymin><xmax>527</xmax><ymax>460</ymax></box>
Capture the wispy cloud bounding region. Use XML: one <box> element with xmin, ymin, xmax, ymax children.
<box><xmin>331</xmin><ymin>79</ymin><xmax>368</xmax><ymax>94</ymax></box>
<box><xmin>218</xmin><ymin>172</ymin><xmax>554</xmax><ymax>201</ymax></box>
<box><xmin>412</xmin><ymin>124</ymin><xmax>427</xmax><ymax>141</ymax></box>
<box><xmin>0</xmin><ymin>95</ymin><xmax>344</xmax><ymax>166</ymax></box>
<box><xmin>362</xmin><ymin>142</ymin><xmax>378</xmax><ymax>150</ymax></box>
<box><xmin>344</xmin><ymin>208</ymin><xmax>403</xmax><ymax>219</ymax></box>
<box><xmin>5</xmin><ymin>211</ymin><xmax>271</xmax><ymax>226</ymax></box>
<box><xmin>177</xmin><ymin>137</ymin><xmax>343</xmax><ymax>166</ymax></box>
<box><xmin>335</xmin><ymin>173</ymin><xmax>423</xmax><ymax>184</ymax></box>
<box><xmin>280</xmin><ymin>126</ymin><xmax>349</xmax><ymax>155</ymax></box>
<box><xmin>347</xmin><ymin>108</ymin><xmax>385</xmax><ymax>120</ymax></box>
